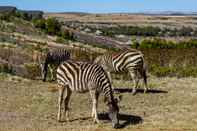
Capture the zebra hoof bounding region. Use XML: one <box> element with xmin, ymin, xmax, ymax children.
<box><xmin>57</xmin><ymin>119</ymin><xmax>62</xmax><ymax>122</ymax></box>
<box><xmin>144</xmin><ymin>89</ymin><xmax>148</xmax><ymax>94</ymax></box>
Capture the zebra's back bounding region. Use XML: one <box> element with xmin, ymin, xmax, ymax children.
<box><xmin>46</xmin><ymin>48</ymin><xmax>70</xmax><ymax>64</ymax></box>
<box><xmin>112</xmin><ymin>50</ymin><xmax>144</xmax><ymax>72</ymax></box>
<box><xmin>95</xmin><ymin>50</ymin><xmax>144</xmax><ymax>72</ymax></box>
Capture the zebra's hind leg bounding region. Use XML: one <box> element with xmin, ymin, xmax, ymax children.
<box><xmin>64</xmin><ymin>86</ymin><xmax>72</xmax><ymax>121</ymax></box>
<box><xmin>89</xmin><ymin>90</ymin><xmax>100</xmax><ymax>124</ymax></box>
<box><xmin>139</xmin><ymin>66</ymin><xmax>148</xmax><ymax>93</ymax></box>
<box><xmin>57</xmin><ymin>85</ymin><xmax>65</xmax><ymax>122</ymax></box>
<box><xmin>129</xmin><ymin>70</ymin><xmax>139</xmax><ymax>95</ymax></box>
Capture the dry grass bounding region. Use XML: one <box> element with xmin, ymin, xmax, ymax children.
<box><xmin>44</xmin><ymin>13</ymin><xmax>197</xmax><ymax>28</ymax></box>
<box><xmin>0</xmin><ymin>74</ymin><xmax>197</xmax><ymax>130</ymax></box>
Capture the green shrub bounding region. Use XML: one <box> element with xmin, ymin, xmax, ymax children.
<box><xmin>56</xmin><ymin>36</ymin><xmax>68</xmax><ymax>44</ymax></box>
<box><xmin>33</xmin><ymin>18</ymin><xmax>46</xmax><ymax>30</ymax></box>
<box><xmin>149</xmin><ymin>64</ymin><xmax>177</xmax><ymax>77</ymax></box>
<box><xmin>0</xmin><ymin>63</ymin><xmax>12</xmax><ymax>73</ymax></box>
<box><xmin>0</xmin><ymin>14</ymin><xmax>11</xmax><ymax>21</ymax></box>
<box><xmin>45</xmin><ymin>18</ymin><xmax>61</xmax><ymax>35</ymax></box>
<box><xmin>149</xmin><ymin>64</ymin><xmax>197</xmax><ymax>77</ymax></box>
<box><xmin>100</xmin><ymin>25</ymin><xmax>197</xmax><ymax>37</ymax></box>
<box><xmin>136</xmin><ymin>38</ymin><xmax>197</xmax><ymax>49</ymax></box>
<box><xmin>177</xmin><ymin>67</ymin><xmax>197</xmax><ymax>77</ymax></box>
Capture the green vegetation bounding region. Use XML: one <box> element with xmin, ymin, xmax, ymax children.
<box><xmin>149</xmin><ymin>65</ymin><xmax>197</xmax><ymax>77</ymax></box>
<box><xmin>1</xmin><ymin>7</ymin><xmax>197</xmax><ymax>78</ymax></box>
<box><xmin>131</xmin><ymin>38</ymin><xmax>197</xmax><ymax>49</ymax></box>
<box><xmin>94</xmin><ymin>25</ymin><xmax>197</xmax><ymax>37</ymax></box>
<box><xmin>33</xmin><ymin>18</ymin><xmax>75</xmax><ymax>41</ymax></box>
<box><xmin>0</xmin><ymin>62</ymin><xmax>12</xmax><ymax>74</ymax></box>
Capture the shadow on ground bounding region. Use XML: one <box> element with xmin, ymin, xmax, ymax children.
<box><xmin>60</xmin><ymin>113</ymin><xmax>142</xmax><ymax>128</ymax></box>
<box><xmin>99</xmin><ymin>113</ymin><xmax>143</xmax><ymax>128</ymax></box>
<box><xmin>114</xmin><ymin>88</ymin><xmax>168</xmax><ymax>94</ymax></box>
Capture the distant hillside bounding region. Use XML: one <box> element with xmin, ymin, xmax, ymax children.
<box><xmin>0</xmin><ymin>6</ymin><xmax>17</xmax><ymax>13</ymax></box>
<box><xmin>134</xmin><ymin>11</ymin><xmax>197</xmax><ymax>16</ymax></box>
<box><xmin>0</xmin><ymin>6</ymin><xmax>43</xmax><ymax>19</ymax></box>
<box><xmin>46</xmin><ymin>11</ymin><xmax>197</xmax><ymax>16</ymax></box>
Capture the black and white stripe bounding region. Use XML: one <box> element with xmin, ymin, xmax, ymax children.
<box><xmin>41</xmin><ymin>48</ymin><xmax>70</xmax><ymax>81</ymax></box>
<box><xmin>94</xmin><ymin>49</ymin><xmax>148</xmax><ymax>94</ymax></box>
<box><xmin>56</xmin><ymin>60</ymin><xmax>119</xmax><ymax>128</ymax></box>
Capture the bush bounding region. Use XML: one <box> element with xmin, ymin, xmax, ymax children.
<box><xmin>0</xmin><ymin>63</ymin><xmax>12</xmax><ymax>73</ymax></box>
<box><xmin>45</xmin><ymin>18</ymin><xmax>61</xmax><ymax>35</ymax></box>
<box><xmin>149</xmin><ymin>64</ymin><xmax>177</xmax><ymax>77</ymax></box>
<box><xmin>98</xmin><ymin>25</ymin><xmax>197</xmax><ymax>37</ymax></box>
<box><xmin>56</xmin><ymin>36</ymin><xmax>68</xmax><ymax>44</ymax></box>
<box><xmin>149</xmin><ymin>64</ymin><xmax>197</xmax><ymax>77</ymax></box>
<box><xmin>134</xmin><ymin>38</ymin><xmax>197</xmax><ymax>49</ymax></box>
<box><xmin>33</xmin><ymin>19</ymin><xmax>46</xmax><ymax>30</ymax></box>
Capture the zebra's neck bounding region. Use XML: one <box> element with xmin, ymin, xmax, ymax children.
<box><xmin>102</xmin><ymin>85</ymin><xmax>114</xmax><ymax>103</ymax></box>
<box><xmin>103</xmin><ymin>54</ymin><xmax>114</xmax><ymax>71</ymax></box>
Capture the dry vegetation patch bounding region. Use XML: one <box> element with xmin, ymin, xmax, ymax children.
<box><xmin>0</xmin><ymin>74</ymin><xmax>197</xmax><ymax>130</ymax></box>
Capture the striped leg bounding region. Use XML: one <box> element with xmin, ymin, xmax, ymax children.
<box><xmin>90</xmin><ymin>90</ymin><xmax>100</xmax><ymax>123</ymax></box>
<box><xmin>57</xmin><ymin>85</ymin><xmax>65</xmax><ymax>122</ymax></box>
<box><xmin>142</xmin><ymin>68</ymin><xmax>148</xmax><ymax>93</ymax></box>
<box><xmin>107</xmin><ymin>71</ymin><xmax>113</xmax><ymax>89</ymax></box>
<box><xmin>64</xmin><ymin>86</ymin><xmax>72</xmax><ymax>121</ymax></box>
<box><xmin>138</xmin><ymin>65</ymin><xmax>148</xmax><ymax>93</ymax></box>
<box><xmin>129</xmin><ymin>69</ymin><xmax>139</xmax><ymax>95</ymax></box>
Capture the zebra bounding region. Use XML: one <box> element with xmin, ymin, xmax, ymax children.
<box><xmin>40</xmin><ymin>48</ymin><xmax>70</xmax><ymax>82</ymax></box>
<box><xmin>94</xmin><ymin>49</ymin><xmax>148</xmax><ymax>95</ymax></box>
<box><xmin>56</xmin><ymin>60</ymin><xmax>120</xmax><ymax>128</ymax></box>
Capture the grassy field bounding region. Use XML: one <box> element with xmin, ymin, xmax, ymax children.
<box><xmin>1</xmin><ymin>13</ymin><xmax>197</xmax><ymax>131</ymax></box>
<box><xmin>0</xmin><ymin>73</ymin><xmax>197</xmax><ymax>131</ymax></box>
<box><xmin>44</xmin><ymin>13</ymin><xmax>197</xmax><ymax>28</ymax></box>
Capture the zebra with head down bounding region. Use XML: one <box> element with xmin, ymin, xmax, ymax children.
<box><xmin>56</xmin><ymin>60</ymin><xmax>121</xmax><ymax>128</ymax></box>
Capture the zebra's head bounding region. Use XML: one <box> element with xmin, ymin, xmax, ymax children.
<box><xmin>106</xmin><ymin>97</ymin><xmax>120</xmax><ymax>128</ymax></box>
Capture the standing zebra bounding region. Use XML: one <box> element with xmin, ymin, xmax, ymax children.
<box><xmin>94</xmin><ymin>49</ymin><xmax>148</xmax><ymax>95</ymax></box>
<box><xmin>56</xmin><ymin>60</ymin><xmax>120</xmax><ymax>128</ymax></box>
<box><xmin>40</xmin><ymin>48</ymin><xmax>70</xmax><ymax>82</ymax></box>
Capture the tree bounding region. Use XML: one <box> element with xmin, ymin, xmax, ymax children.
<box><xmin>45</xmin><ymin>18</ymin><xmax>61</xmax><ymax>35</ymax></box>
<box><xmin>33</xmin><ymin>19</ymin><xmax>46</xmax><ymax>30</ymax></box>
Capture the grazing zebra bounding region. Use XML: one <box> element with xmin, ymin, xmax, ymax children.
<box><xmin>40</xmin><ymin>48</ymin><xmax>70</xmax><ymax>82</ymax></box>
<box><xmin>94</xmin><ymin>49</ymin><xmax>148</xmax><ymax>95</ymax></box>
<box><xmin>56</xmin><ymin>60</ymin><xmax>120</xmax><ymax>128</ymax></box>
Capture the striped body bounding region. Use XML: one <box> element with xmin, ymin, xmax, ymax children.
<box><xmin>56</xmin><ymin>61</ymin><xmax>119</xmax><ymax>128</ymax></box>
<box><xmin>57</xmin><ymin>61</ymin><xmax>112</xmax><ymax>95</ymax></box>
<box><xmin>94</xmin><ymin>49</ymin><xmax>148</xmax><ymax>94</ymax></box>
<box><xmin>41</xmin><ymin>48</ymin><xmax>70</xmax><ymax>81</ymax></box>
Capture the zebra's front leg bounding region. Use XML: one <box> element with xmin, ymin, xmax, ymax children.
<box><xmin>64</xmin><ymin>86</ymin><xmax>72</xmax><ymax>121</ymax></box>
<box><xmin>107</xmin><ymin>72</ymin><xmax>114</xmax><ymax>90</ymax></box>
<box><xmin>57</xmin><ymin>85</ymin><xmax>65</xmax><ymax>122</ymax></box>
<box><xmin>129</xmin><ymin>70</ymin><xmax>139</xmax><ymax>95</ymax></box>
<box><xmin>49</xmin><ymin>65</ymin><xmax>54</xmax><ymax>81</ymax></box>
<box><xmin>90</xmin><ymin>90</ymin><xmax>100</xmax><ymax>123</ymax></box>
